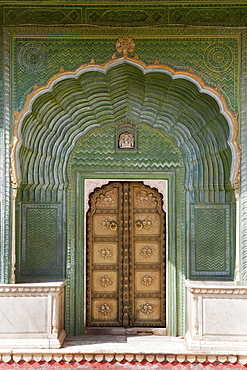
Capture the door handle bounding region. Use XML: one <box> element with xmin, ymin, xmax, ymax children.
<box><xmin>135</xmin><ymin>220</ymin><xmax>143</xmax><ymax>230</ymax></box>
<box><xmin>110</xmin><ymin>221</ymin><xmax>118</xmax><ymax>230</ymax></box>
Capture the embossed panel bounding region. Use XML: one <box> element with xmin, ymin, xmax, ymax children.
<box><xmin>19</xmin><ymin>203</ymin><xmax>63</xmax><ymax>280</ymax></box>
<box><xmin>134</xmin><ymin>213</ymin><xmax>161</xmax><ymax>236</ymax></box>
<box><xmin>190</xmin><ymin>204</ymin><xmax>234</xmax><ymax>279</ymax></box>
<box><xmin>93</xmin><ymin>215</ymin><xmax>119</xmax><ymax>237</ymax></box>
<box><xmin>135</xmin><ymin>271</ymin><xmax>160</xmax><ymax>292</ymax></box>
<box><xmin>135</xmin><ymin>242</ymin><xmax>160</xmax><ymax>264</ymax></box>
<box><xmin>92</xmin><ymin>299</ymin><xmax>118</xmax><ymax>323</ymax></box>
<box><xmin>87</xmin><ymin>182</ymin><xmax>165</xmax><ymax>327</ymax></box>
<box><xmin>135</xmin><ymin>298</ymin><xmax>161</xmax><ymax>323</ymax></box>
<box><xmin>93</xmin><ymin>243</ymin><xmax>118</xmax><ymax>265</ymax></box>
<box><xmin>93</xmin><ymin>271</ymin><xmax>118</xmax><ymax>292</ymax></box>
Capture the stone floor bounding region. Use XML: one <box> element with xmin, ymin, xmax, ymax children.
<box><xmin>63</xmin><ymin>334</ymin><xmax>189</xmax><ymax>354</ymax></box>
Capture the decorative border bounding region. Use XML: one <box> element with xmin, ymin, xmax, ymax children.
<box><xmin>1</xmin><ymin>29</ymin><xmax>11</xmax><ymax>283</ymax></box>
<box><xmin>186</xmin><ymin>281</ymin><xmax>247</xmax><ymax>295</ymax></box>
<box><xmin>0</xmin><ymin>353</ymin><xmax>244</xmax><ymax>364</ymax></box>
<box><xmin>3</xmin><ymin>4</ymin><xmax>247</xmax><ymax>28</ymax></box>
<box><xmin>0</xmin><ymin>282</ymin><xmax>65</xmax><ymax>294</ymax></box>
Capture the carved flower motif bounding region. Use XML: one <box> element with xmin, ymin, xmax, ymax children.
<box><xmin>141</xmin><ymin>275</ymin><xmax>155</xmax><ymax>287</ymax></box>
<box><xmin>140</xmin><ymin>303</ymin><xmax>155</xmax><ymax>316</ymax></box>
<box><xmin>99</xmin><ymin>275</ymin><xmax>113</xmax><ymax>287</ymax></box>
<box><xmin>98</xmin><ymin>192</ymin><xmax>115</xmax><ymax>206</ymax></box>
<box><xmin>98</xmin><ymin>303</ymin><xmax>112</xmax><ymax>316</ymax></box>
<box><xmin>137</xmin><ymin>191</ymin><xmax>155</xmax><ymax>205</ymax></box>
<box><xmin>98</xmin><ymin>247</ymin><xmax>113</xmax><ymax>259</ymax></box>
<box><xmin>142</xmin><ymin>218</ymin><xmax>152</xmax><ymax>230</ymax></box>
<box><xmin>116</xmin><ymin>36</ymin><xmax>135</xmax><ymax>56</ymax></box>
<box><xmin>140</xmin><ymin>246</ymin><xmax>154</xmax><ymax>258</ymax></box>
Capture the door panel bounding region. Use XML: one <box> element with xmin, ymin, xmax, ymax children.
<box><xmin>129</xmin><ymin>182</ymin><xmax>165</xmax><ymax>327</ymax></box>
<box><xmin>92</xmin><ymin>299</ymin><xmax>119</xmax><ymax>323</ymax></box>
<box><xmin>87</xmin><ymin>182</ymin><xmax>123</xmax><ymax>326</ymax></box>
<box><xmin>87</xmin><ymin>181</ymin><xmax>165</xmax><ymax>328</ymax></box>
<box><xmin>93</xmin><ymin>242</ymin><xmax>118</xmax><ymax>265</ymax></box>
<box><xmin>135</xmin><ymin>242</ymin><xmax>160</xmax><ymax>263</ymax></box>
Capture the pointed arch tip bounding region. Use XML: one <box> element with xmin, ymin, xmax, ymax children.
<box><xmin>14</xmin><ymin>55</ymin><xmax>240</xmax><ymax>189</ymax></box>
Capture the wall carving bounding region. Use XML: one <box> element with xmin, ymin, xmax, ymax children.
<box><xmin>170</xmin><ymin>7</ymin><xmax>247</xmax><ymax>26</ymax></box>
<box><xmin>18</xmin><ymin>43</ymin><xmax>48</xmax><ymax>72</ymax></box>
<box><xmin>4</xmin><ymin>8</ymin><xmax>81</xmax><ymax>24</ymax></box>
<box><xmin>190</xmin><ymin>204</ymin><xmax>233</xmax><ymax>278</ymax></box>
<box><xmin>17</xmin><ymin>203</ymin><xmax>63</xmax><ymax>280</ymax></box>
<box><xmin>86</xmin><ymin>9</ymin><xmax>164</xmax><ymax>26</ymax></box>
<box><xmin>12</xmin><ymin>58</ymin><xmax>238</xmax><ymax>195</ymax></box>
<box><xmin>0</xmin><ymin>284</ymin><xmax>64</xmax><ymax>294</ymax></box>
<box><xmin>203</xmin><ymin>43</ymin><xmax>233</xmax><ymax>72</ymax></box>
<box><xmin>4</xmin><ymin>5</ymin><xmax>247</xmax><ymax>27</ymax></box>
<box><xmin>13</xmin><ymin>37</ymin><xmax>238</xmax><ymax>113</ymax></box>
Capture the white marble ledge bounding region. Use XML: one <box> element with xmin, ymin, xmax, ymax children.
<box><xmin>185</xmin><ymin>280</ymin><xmax>247</xmax><ymax>295</ymax></box>
<box><xmin>0</xmin><ymin>281</ymin><xmax>66</xmax><ymax>349</ymax></box>
<box><xmin>186</xmin><ymin>279</ymin><xmax>247</xmax><ymax>350</ymax></box>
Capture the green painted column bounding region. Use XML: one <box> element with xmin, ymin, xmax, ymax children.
<box><xmin>0</xmin><ymin>126</ymin><xmax>5</xmax><ymax>283</ymax></box>
<box><xmin>241</xmin><ymin>31</ymin><xmax>247</xmax><ymax>284</ymax></box>
<box><xmin>0</xmin><ymin>26</ymin><xmax>5</xmax><ymax>283</ymax></box>
<box><xmin>0</xmin><ymin>28</ymin><xmax>11</xmax><ymax>283</ymax></box>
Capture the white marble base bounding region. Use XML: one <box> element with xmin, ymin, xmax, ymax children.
<box><xmin>186</xmin><ymin>280</ymin><xmax>247</xmax><ymax>350</ymax></box>
<box><xmin>0</xmin><ymin>282</ymin><xmax>66</xmax><ymax>349</ymax></box>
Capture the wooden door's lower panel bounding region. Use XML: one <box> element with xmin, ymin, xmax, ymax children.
<box><xmin>91</xmin><ymin>299</ymin><xmax>119</xmax><ymax>323</ymax></box>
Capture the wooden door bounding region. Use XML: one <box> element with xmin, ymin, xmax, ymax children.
<box><xmin>86</xmin><ymin>182</ymin><xmax>166</xmax><ymax>327</ymax></box>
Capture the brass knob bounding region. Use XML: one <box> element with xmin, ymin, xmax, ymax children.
<box><xmin>110</xmin><ymin>221</ymin><xmax>117</xmax><ymax>230</ymax></box>
<box><xmin>135</xmin><ymin>220</ymin><xmax>143</xmax><ymax>230</ymax></box>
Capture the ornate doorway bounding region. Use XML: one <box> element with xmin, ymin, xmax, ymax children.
<box><xmin>86</xmin><ymin>181</ymin><xmax>166</xmax><ymax>328</ymax></box>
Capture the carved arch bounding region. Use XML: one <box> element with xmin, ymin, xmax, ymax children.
<box><xmin>12</xmin><ymin>57</ymin><xmax>239</xmax><ymax>196</ymax></box>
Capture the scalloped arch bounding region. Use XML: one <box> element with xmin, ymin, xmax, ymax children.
<box><xmin>12</xmin><ymin>57</ymin><xmax>239</xmax><ymax>193</ymax></box>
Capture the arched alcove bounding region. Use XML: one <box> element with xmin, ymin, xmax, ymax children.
<box><xmin>13</xmin><ymin>58</ymin><xmax>238</xmax><ymax>336</ymax></box>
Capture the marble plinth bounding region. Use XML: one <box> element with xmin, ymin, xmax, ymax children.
<box><xmin>0</xmin><ymin>281</ymin><xmax>66</xmax><ymax>349</ymax></box>
<box><xmin>186</xmin><ymin>280</ymin><xmax>247</xmax><ymax>350</ymax></box>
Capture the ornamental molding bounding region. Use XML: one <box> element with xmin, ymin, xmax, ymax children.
<box><xmin>186</xmin><ymin>281</ymin><xmax>247</xmax><ymax>295</ymax></box>
<box><xmin>115</xmin><ymin>36</ymin><xmax>136</xmax><ymax>56</ymax></box>
<box><xmin>0</xmin><ymin>352</ymin><xmax>242</xmax><ymax>365</ymax></box>
<box><xmin>0</xmin><ymin>282</ymin><xmax>66</xmax><ymax>294</ymax></box>
<box><xmin>12</xmin><ymin>46</ymin><xmax>240</xmax><ymax>189</ymax></box>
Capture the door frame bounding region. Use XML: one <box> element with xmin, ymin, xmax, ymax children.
<box><xmin>86</xmin><ymin>180</ymin><xmax>167</xmax><ymax>329</ymax></box>
<box><xmin>75</xmin><ymin>171</ymin><xmax>177</xmax><ymax>336</ymax></box>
